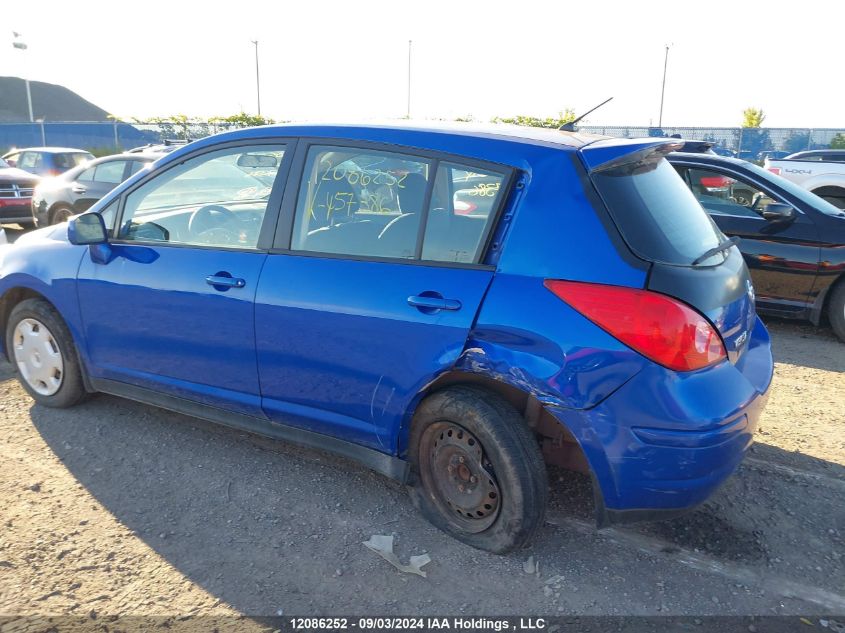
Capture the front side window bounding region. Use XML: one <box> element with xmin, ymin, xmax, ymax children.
<box><xmin>93</xmin><ymin>161</ymin><xmax>128</xmax><ymax>185</ymax></box>
<box><xmin>684</xmin><ymin>167</ymin><xmax>782</xmax><ymax>219</ymax></box>
<box><xmin>19</xmin><ymin>152</ymin><xmax>41</xmax><ymax>170</ymax></box>
<box><xmin>290</xmin><ymin>145</ymin><xmax>508</xmax><ymax>264</ymax></box>
<box><xmin>119</xmin><ymin>144</ymin><xmax>286</xmax><ymax>249</ymax></box>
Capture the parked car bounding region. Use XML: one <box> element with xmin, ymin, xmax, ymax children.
<box><xmin>127</xmin><ymin>139</ymin><xmax>191</xmax><ymax>154</ymax></box>
<box><xmin>765</xmin><ymin>151</ymin><xmax>845</xmax><ymax>209</ymax></box>
<box><xmin>0</xmin><ymin>124</ymin><xmax>773</xmax><ymax>552</ymax></box>
<box><xmin>0</xmin><ymin>156</ymin><xmax>39</xmax><ymax>227</ymax></box>
<box><xmin>31</xmin><ymin>152</ymin><xmax>160</xmax><ymax>226</ymax></box>
<box><xmin>669</xmin><ymin>152</ymin><xmax>845</xmax><ymax>341</ymax></box>
<box><xmin>2</xmin><ymin>147</ymin><xmax>94</xmax><ymax>177</ymax></box>
<box><xmin>783</xmin><ymin>149</ymin><xmax>845</xmax><ymax>162</ymax></box>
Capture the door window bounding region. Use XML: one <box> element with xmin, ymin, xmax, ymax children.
<box><xmin>290</xmin><ymin>145</ymin><xmax>509</xmax><ymax>264</ymax></box>
<box><xmin>292</xmin><ymin>146</ymin><xmax>432</xmax><ymax>259</ymax></box>
<box><xmin>118</xmin><ymin>145</ymin><xmax>286</xmax><ymax>249</ymax></box>
<box><xmin>684</xmin><ymin>167</ymin><xmax>780</xmax><ymax>219</ymax></box>
<box><xmin>19</xmin><ymin>152</ymin><xmax>42</xmax><ymax>170</ymax></box>
<box><xmin>93</xmin><ymin>160</ymin><xmax>128</xmax><ymax>185</ymax></box>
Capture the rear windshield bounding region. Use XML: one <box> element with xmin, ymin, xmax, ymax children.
<box><xmin>592</xmin><ymin>157</ymin><xmax>723</xmax><ymax>266</ymax></box>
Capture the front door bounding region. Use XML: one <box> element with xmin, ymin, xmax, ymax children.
<box><xmin>77</xmin><ymin>142</ymin><xmax>292</xmax><ymax>415</ymax></box>
<box><xmin>255</xmin><ymin>143</ymin><xmax>512</xmax><ymax>451</ymax></box>
<box><xmin>677</xmin><ymin>164</ymin><xmax>821</xmax><ymax>314</ymax></box>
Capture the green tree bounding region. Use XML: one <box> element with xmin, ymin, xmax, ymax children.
<box><xmin>209</xmin><ymin>112</ymin><xmax>275</xmax><ymax>127</ymax></box>
<box><xmin>742</xmin><ymin>107</ymin><xmax>766</xmax><ymax>128</ymax></box>
<box><xmin>831</xmin><ymin>133</ymin><xmax>845</xmax><ymax>149</ymax></box>
<box><xmin>491</xmin><ymin>109</ymin><xmax>577</xmax><ymax>129</ymax></box>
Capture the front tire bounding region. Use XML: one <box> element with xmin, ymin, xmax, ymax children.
<box><xmin>6</xmin><ymin>298</ymin><xmax>88</xmax><ymax>408</ymax></box>
<box><xmin>408</xmin><ymin>386</ymin><xmax>548</xmax><ymax>553</ymax></box>
<box><xmin>828</xmin><ymin>281</ymin><xmax>845</xmax><ymax>343</ymax></box>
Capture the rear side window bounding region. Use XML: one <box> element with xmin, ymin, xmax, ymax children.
<box><xmin>591</xmin><ymin>158</ymin><xmax>722</xmax><ymax>266</ymax></box>
<box><xmin>290</xmin><ymin>145</ymin><xmax>509</xmax><ymax>264</ymax></box>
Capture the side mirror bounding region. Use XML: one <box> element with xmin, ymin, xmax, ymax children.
<box><xmin>68</xmin><ymin>213</ymin><xmax>108</xmax><ymax>245</ymax></box>
<box><xmin>761</xmin><ymin>203</ymin><xmax>796</xmax><ymax>222</ymax></box>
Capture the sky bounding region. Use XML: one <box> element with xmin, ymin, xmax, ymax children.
<box><xmin>4</xmin><ymin>0</ymin><xmax>845</xmax><ymax>128</ymax></box>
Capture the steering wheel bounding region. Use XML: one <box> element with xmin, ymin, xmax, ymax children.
<box><xmin>188</xmin><ymin>204</ymin><xmax>238</xmax><ymax>234</ymax></box>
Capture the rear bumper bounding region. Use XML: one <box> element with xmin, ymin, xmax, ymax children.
<box><xmin>0</xmin><ymin>199</ymin><xmax>35</xmax><ymax>225</ymax></box>
<box><xmin>550</xmin><ymin>317</ymin><xmax>774</xmax><ymax>523</ymax></box>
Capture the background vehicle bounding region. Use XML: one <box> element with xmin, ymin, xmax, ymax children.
<box><xmin>765</xmin><ymin>151</ymin><xmax>845</xmax><ymax>209</ymax></box>
<box><xmin>31</xmin><ymin>152</ymin><xmax>160</xmax><ymax>226</ymax></box>
<box><xmin>670</xmin><ymin>152</ymin><xmax>845</xmax><ymax>341</ymax></box>
<box><xmin>127</xmin><ymin>139</ymin><xmax>191</xmax><ymax>154</ymax></box>
<box><xmin>0</xmin><ymin>124</ymin><xmax>773</xmax><ymax>553</ymax></box>
<box><xmin>2</xmin><ymin>147</ymin><xmax>94</xmax><ymax>177</ymax></box>
<box><xmin>0</xmin><ymin>156</ymin><xmax>39</xmax><ymax>227</ymax></box>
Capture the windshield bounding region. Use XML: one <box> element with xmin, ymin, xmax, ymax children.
<box><xmin>591</xmin><ymin>157</ymin><xmax>724</xmax><ymax>266</ymax></box>
<box><xmin>745</xmin><ymin>161</ymin><xmax>845</xmax><ymax>217</ymax></box>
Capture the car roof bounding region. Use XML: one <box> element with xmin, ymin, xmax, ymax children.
<box><xmin>188</xmin><ymin>120</ymin><xmax>607</xmax><ymax>152</ymax></box>
<box><xmin>786</xmin><ymin>149</ymin><xmax>845</xmax><ymax>158</ymax></box>
<box><xmin>668</xmin><ymin>152</ymin><xmax>752</xmax><ymax>168</ymax></box>
<box><xmin>2</xmin><ymin>147</ymin><xmax>92</xmax><ymax>155</ymax></box>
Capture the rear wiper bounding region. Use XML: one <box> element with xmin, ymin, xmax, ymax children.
<box><xmin>691</xmin><ymin>236</ymin><xmax>740</xmax><ymax>266</ymax></box>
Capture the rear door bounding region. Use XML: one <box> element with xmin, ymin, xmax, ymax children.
<box><xmin>674</xmin><ymin>161</ymin><xmax>820</xmax><ymax>314</ymax></box>
<box><xmin>255</xmin><ymin>142</ymin><xmax>512</xmax><ymax>451</ymax></box>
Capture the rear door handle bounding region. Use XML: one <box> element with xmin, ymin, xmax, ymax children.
<box><xmin>206</xmin><ymin>275</ymin><xmax>246</xmax><ymax>289</ymax></box>
<box><xmin>407</xmin><ymin>294</ymin><xmax>462</xmax><ymax>312</ymax></box>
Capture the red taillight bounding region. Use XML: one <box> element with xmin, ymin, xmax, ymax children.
<box><xmin>454</xmin><ymin>199</ymin><xmax>478</xmax><ymax>215</ymax></box>
<box><xmin>768</xmin><ymin>167</ymin><xmax>781</xmax><ymax>176</ymax></box>
<box><xmin>544</xmin><ymin>280</ymin><xmax>727</xmax><ymax>372</ymax></box>
<box><xmin>699</xmin><ymin>175</ymin><xmax>734</xmax><ymax>188</ymax></box>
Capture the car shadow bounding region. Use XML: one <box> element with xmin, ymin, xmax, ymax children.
<box><xmin>762</xmin><ymin>317</ymin><xmax>844</xmax><ymax>373</ymax></box>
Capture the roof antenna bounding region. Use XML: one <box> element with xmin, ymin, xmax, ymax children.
<box><xmin>559</xmin><ymin>97</ymin><xmax>613</xmax><ymax>131</ymax></box>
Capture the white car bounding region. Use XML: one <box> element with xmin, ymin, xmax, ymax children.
<box><xmin>765</xmin><ymin>150</ymin><xmax>845</xmax><ymax>209</ymax></box>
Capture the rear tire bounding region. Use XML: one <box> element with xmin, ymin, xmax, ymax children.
<box><xmin>50</xmin><ymin>205</ymin><xmax>73</xmax><ymax>225</ymax></box>
<box><xmin>408</xmin><ymin>386</ymin><xmax>548</xmax><ymax>553</ymax></box>
<box><xmin>828</xmin><ymin>281</ymin><xmax>845</xmax><ymax>343</ymax></box>
<box><xmin>6</xmin><ymin>298</ymin><xmax>88</xmax><ymax>408</ymax></box>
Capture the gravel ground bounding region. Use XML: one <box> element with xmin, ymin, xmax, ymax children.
<box><xmin>0</xmin><ymin>259</ymin><xmax>842</xmax><ymax>619</ymax></box>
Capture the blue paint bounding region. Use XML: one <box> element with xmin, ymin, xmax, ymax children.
<box><xmin>0</xmin><ymin>122</ymin><xmax>773</xmax><ymax>519</ymax></box>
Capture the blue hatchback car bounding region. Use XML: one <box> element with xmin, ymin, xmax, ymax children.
<box><xmin>0</xmin><ymin>123</ymin><xmax>773</xmax><ymax>552</ymax></box>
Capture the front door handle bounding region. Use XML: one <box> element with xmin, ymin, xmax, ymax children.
<box><xmin>206</xmin><ymin>275</ymin><xmax>246</xmax><ymax>289</ymax></box>
<box><xmin>72</xmin><ymin>184</ymin><xmax>87</xmax><ymax>194</ymax></box>
<box><xmin>407</xmin><ymin>294</ymin><xmax>462</xmax><ymax>312</ymax></box>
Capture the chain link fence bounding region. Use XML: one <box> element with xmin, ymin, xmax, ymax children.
<box><xmin>0</xmin><ymin>122</ymin><xmax>843</xmax><ymax>160</ymax></box>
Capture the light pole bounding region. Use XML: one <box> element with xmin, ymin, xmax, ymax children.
<box><xmin>406</xmin><ymin>40</ymin><xmax>412</xmax><ymax>119</ymax></box>
<box><xmin>12</xmin><ymin>33</ymin><xmax>34</xmax><ymax>123</ymax></box>
<box><xmin>658</xmin><ymin>43</ymin><xmax>671</xmax><ymax>128</ymax></box>
<box><xmin>251</xmin><ymin>40</ymin><xmax>261</xmax><ymax>117</ymax></box>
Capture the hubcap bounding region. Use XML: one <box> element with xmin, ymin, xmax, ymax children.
<box><xmin>12</xmin><ymin>318</ymin><xmax>64</xmax><ymax>396</ymax></box>
<box><xmin>421</xmin><ymin>422</ymin><xmax>501</xmax><ymax>532</ymax></box>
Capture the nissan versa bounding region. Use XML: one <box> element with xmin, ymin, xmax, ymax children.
<box><xmin>0</xmin><ymin>123</ymin><xmax>773</xmax><ymax>553</ymax></box>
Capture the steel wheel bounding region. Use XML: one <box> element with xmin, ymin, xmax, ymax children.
<box><xmin>419</xmin><ymin>421</ymin><xmax>501</xmax><ymax>533</ymax></box>
<box><xmin>12</xmin><ymin>318</ymin><xmax>64</xmax><ymax>396</ymax></box>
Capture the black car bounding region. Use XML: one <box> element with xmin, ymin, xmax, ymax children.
<box><xmin>31</xmin><ymin>153</ymin><xmax>159</xmax><ymax>226</ymax></box>
<box><xmin>0</xmin><ymin>157</ymin><xmax>39</xmax><ymax>227</ymax></box>
<box><xmin>668</xmin><ymin>152</ymin><xmax>845</xmax><ymax>341</ymax></box>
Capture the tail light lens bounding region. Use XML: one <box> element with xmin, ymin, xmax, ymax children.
<box><xmin>544</xmin><ymin>280</ymin><xmax>727</xmax><ymax>372</ymax></box>
<box><xmin>768</xmin><ymin>167</ymin><xmax>781</xmax><ymax>176</ymax></box>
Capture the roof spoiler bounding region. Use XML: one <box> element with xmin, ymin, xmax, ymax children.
<box><xmin>579</xmin><ymin>138</ymin><xmax>683</xmax><ymax>173</ymax></box>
